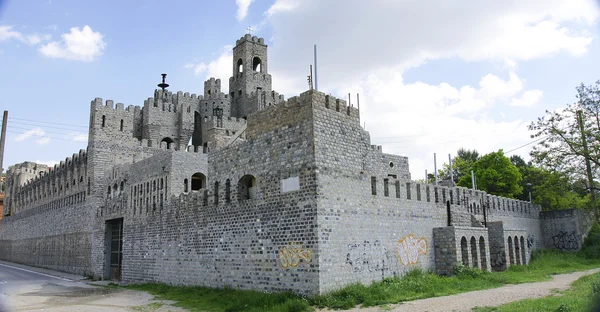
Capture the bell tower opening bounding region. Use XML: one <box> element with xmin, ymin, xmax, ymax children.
<box><xmin>229</xmin><ymin>34</ymin><xmax>273</xmax><ymax>118</ymax></box>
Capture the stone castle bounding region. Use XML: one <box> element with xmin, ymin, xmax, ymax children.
<box><xmin>0</xmin><ymin>34</ymin><xmax>592</xmax><ymax>295</ymax></box>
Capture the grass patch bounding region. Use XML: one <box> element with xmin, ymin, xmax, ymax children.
<box><xmin>472</xmin><ymin>272</ymin><xmax>600</xmax><ymax>312</ymax></box>
<box><xmin>131</xmin><ymin>302</ymin><xmax>164</xmax><ymax>311</ymax></box>
<box><xmin>127</xmin><ymin>223</ymin><xmax>600</xmax><ymax>312</ymax></box>
<box><xmin>126</xmin><ymin>284</ymin><xmax>312</xmax><ymax>312</ymax></box>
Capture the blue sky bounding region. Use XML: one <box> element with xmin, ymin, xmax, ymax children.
<box><xmin>0</xmin><ymin>0</ymin><xmax>599</xmax><ymax>180</ymax></box>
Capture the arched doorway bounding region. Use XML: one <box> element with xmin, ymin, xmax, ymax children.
<box><xmin>161</xmin><ymin>137</ymin><xmax>174</xmax><ymax>149</ymax></box>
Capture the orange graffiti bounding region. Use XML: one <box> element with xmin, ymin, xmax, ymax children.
<box><xmin>278</xmin><ymin>243</ymin><xmax>313</xmax><ymax>269</ymax></box>
<box><xmin>396</xmin><ymin>234</ymin><xmax>428</xmax><ymax>265</ymax></box>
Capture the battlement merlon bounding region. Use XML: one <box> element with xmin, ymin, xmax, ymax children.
<box><xmin>235</xmin><ymin>34</ymin><xmax>266</xmax><ymax>47</ymax></box>
<box><xmin>244</xmin><ymin>89</ymin><xmax>360</xmax><ymax>139</ymax></box>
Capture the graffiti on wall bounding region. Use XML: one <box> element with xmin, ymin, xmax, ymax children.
<box><xmin>547</xmin><ymin>230</ymin><xmax>580</xmax><ymax>251</ymax></box>
<box><xmin>396</xmin><ymin>234</ymin><xmax>428</xmax><ymax>265</ymax></box>
<box><xmin>527</xmin><ymin>234</ymin><xmax>535</xmax><ymax>249</ymax></box>
<box><xmin>278</xmin><ymin>242</ymin><xmax>313</xmax><ymax>269</ymax></box>
<box><xmin>346</xmin><ymin>240</ymin><xmax>395</xmax><ymax>273</ymax></box>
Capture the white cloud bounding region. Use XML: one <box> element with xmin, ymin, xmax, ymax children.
<box><xmin>13</xmin><ymin>128</ymin><xmax>51</xmax><ymax>145</ymax></box>
<box><xmin>510</xmin><ymin>90</ymin><xmax>544</xmax><ymax>107</ymax></box>
<box><xmin>265</xmin><ymin>0</ymin><xmax>299</xmax><ymax>17</ymax></box>
<box><xmin>0</xmin><ymin>25</ymin><xmax>23</xmax><ymax>42</ymax></box>
<box><xmin>39</xmin><ymin>25</ymin><xmax>106</xmax><ymax>61</ymax></box>
<box><xmin>0</xmin><ymin>25</ymin><xmax>52</xmax><ymax>45</ymax></box>
<box><xmin>33</xmin><ymin>160</ymin><xmax>59</xmax><ymax>167</ymax></box>
<box><xmin>70</xmin><ymin>132</ymin><xmax>88</xmax><ymax>142</ymax></box>
<box><xmin>353</xmin><ymin>68</ymin><xmax>535</xmax><ymax>179</ymax></box>
<box><xmin>25</xmin><ymin>33</ymin><xmax>52</xmax><ymax>45</ymax></box>
<box><xmin>184</xmin><ymin>45</ymin><xmax>233</xmax><ymax>92</ymax></box>
<box><xmin>263</xmin><ymin>0</ymin><xmax>598</xmax><ymax>89</ymax></box>
<box><xmin>236</xmin><ymin>0</ymin><xmax>254</xmax><ymax>21</ymax></box>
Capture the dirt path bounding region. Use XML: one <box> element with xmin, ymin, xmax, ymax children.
<box><xmin>317</xmin><ymin>268</ymin><xmax>600</xmax><ymax>312</ymax></box>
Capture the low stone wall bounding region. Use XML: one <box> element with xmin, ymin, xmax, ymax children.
<box><xmin>541</xmin><ymin>209</ymin><xmax>595</xmax><ymax>252</ymax></box>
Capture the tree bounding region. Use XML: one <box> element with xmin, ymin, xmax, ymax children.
<box><xmin>437</xmin><ymin>148</ymin><xmax>480</xmax><ymax>184</ymax></box>
<box><xmin>529</xmin><ymin>81</ymin><xmax>600</xmax><ymax>209</ymax></box>
<box><xmin>458</xmin><ymin>150</ymin><xmax>522</xmax><ymax>198</ymax></box>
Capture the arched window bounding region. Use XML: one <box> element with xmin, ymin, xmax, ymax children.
<box><xmin>237</xmin><ymin>58</ymin><xmax>243</xmax><ymax>73</ymax></box>
<box><xmin>508</xmin><ymin>237</ymin><xmax>514</xmax><ymax>265</ymax></box>
<box><xmin>238</xmin><ymin>175</ymin><xmax>257</xmax><ymax>201</ymax></box>
<box><xmin>225</xmin><ymin>179</ymin><xmax>231</xmax><ymax>203</ymax></box>
<box><xmin>120</xmin><ymin>119</ymin><xmax>124</xmax><ymax>131</ymax></box>
<box><xmin>161</xmin><ymin>137</ymin><xmax>174</xmax><ymax>149</ymax></box>
<box><xmin>191</xmin><ymin>172</ymin><xmax>206</xmax><ymax>191</ymax></box>
<box><xmin>101</xmin><ymin>115</ymin><xmax>106</xmax><ymax>127</ymax></box>
<box><xmin>470</xmin><ymin>236</ymin><xmax>478</xmax><ymax>268</ymax></box>
<box><xmin>479</xmin><ymin>236</ymin><xmax>487</xmax><ymax>271</ymax></box>
<box><xmin>184</xmin><ymin>179</ymin><xmax>189</xmax><ymax>193</ymax></box>
<box><xmin>252</xmin><ymin>57</ymin><xmax>261</xmax><ymax>72</ymax></box>
<box><xmin>514</xmin><ymin>236</ymin><xmax>521</xmax><ymax>265</ymax></box>
<box><xmin>520</xmin><ymin>236</ymin><xmax>526</xmax><ymax>264</ymax></box>
<box><xmin>461</xmin><ymin>237</ymin><xmax>469</xmax><ymax>266</ymax></box>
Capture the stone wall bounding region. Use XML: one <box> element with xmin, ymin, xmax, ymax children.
<box><xmin>541</xmin><ymin>208</ymin><xmax>595</xmax><ymax>252</ymax></box>
<box><xmin>0</xmin><ymin>199</ymin><xmax>93</xmax><ymax>275</ymax></box>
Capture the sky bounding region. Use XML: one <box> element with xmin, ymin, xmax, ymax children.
<box><xmin>0</xmin><ymin>0</ymin><xmax>599</xmax><ymax>180</ymax></box>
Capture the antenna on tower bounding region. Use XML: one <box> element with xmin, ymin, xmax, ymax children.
<box><xmin>314</xmin><ymin>44</ymin><xmax>318</xmax><ymax>91</ymax></box>
<box><xmin>308</xmin><ymin>65</ymin><xmax>313</xmax><ymax>90</ymax></box>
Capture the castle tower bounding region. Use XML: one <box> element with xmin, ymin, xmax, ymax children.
<box><xmin>229</xmin><ymin>34</ymin><xmax>273</xmax><ymax>118</ymax></box>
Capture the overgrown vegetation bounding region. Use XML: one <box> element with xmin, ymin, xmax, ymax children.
<box><xmin>126</xmin><ymin>224</ymin><xmax>600</xmax><ymax>312</ymax></box>
<box><xmin>125</xmin><ymin>284</ymin><xmax>313</xmax><ymax>312</ymax></box>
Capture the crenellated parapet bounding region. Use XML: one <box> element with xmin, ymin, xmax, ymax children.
<box><xmin>5</xmin><ymin>150</ymin><xmax>89</xmax><ymax>216</ymax></box>
<box><xmin>235</xmin><ymin>34</ymin><xmax>266</xmax><ymax>47</ymax></box>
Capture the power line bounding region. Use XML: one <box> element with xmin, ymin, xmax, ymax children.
<box><xmin>8</xmin><ymin>121</ymin><xmax>88</xmax><ymax>132</ymax></box>
<box><xmin>8</xmin><ymin>117</ymin><xmax>87</xmax><ymax>129</ymax></box>
<box><xmin>6</xmin><ymin>130</ymin><xmax>87</xmax><ymax>143</ymax></box>
<box><xmin>505</xmin><ymin>136</ymin><xmax>547</xmax><ymax>154</ymax></box>
<box><xmin>7</xmin><ymin>125</ymin><xmax>87</xmax><ymax>137</ymax></box>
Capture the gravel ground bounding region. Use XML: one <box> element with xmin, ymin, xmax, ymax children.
<box><xmin>316</xmin><ymin>268</ymin><xmax>600</xmax><ymax>312</ymax></box>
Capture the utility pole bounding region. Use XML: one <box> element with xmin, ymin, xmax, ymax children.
<box><xmin>0</xmin><ymin>111</ymin><xmax>7</xmax><ymax>195</ymax></box>
<box><xmin>577</xmin><ymin>110</ymin><xmax>597</xmax><ymax>218</ymax></box>
<box><xmin>0</xmin><ymin>111</ymin><xmax>7</xmax><ymax>175</ymax></box>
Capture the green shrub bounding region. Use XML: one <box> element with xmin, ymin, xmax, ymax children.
<box><xmin>454</xmin><ymin>264</ymin><xmax>486</xmax><ymax>278</ymax></box>
<box><xmin>580</xmin><ymin>223</ymin><xmax>600</xmax><ymax>259</ymax></box>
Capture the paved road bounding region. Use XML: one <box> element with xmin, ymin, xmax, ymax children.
<box><xmin>0</xmin><ymin>262</ymin><xmax>184</xmax><ymax>312</ymax></box>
